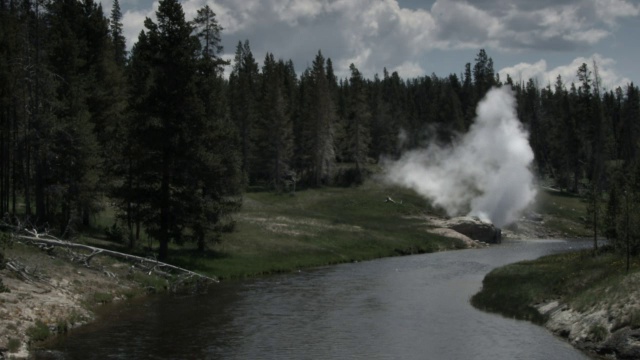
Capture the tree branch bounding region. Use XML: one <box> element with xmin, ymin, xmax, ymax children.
<box><xmin>14</xmin><ymin>234</ymin><xmax>218</xmax><ymax>284</ymax></box>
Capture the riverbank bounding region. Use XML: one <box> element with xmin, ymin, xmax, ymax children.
<box><xmin>0</xmin><ymin>183</ymin><xmax>589</xmax><ymax>357</ymax></box>
<box><xmin>166</xmin><ymin>184</ymin><xmax>590</xmax><ymax>279</ymax></box>
<box><xmin>472</xmin><ymin>248</ymin><xmax>640</xmax><ymax>359</ymax></box>
<box><xmin>0</xmin><ymin>240</ymin><xmax>168</xmax><ymax>358</ymax></box>
<box><xmin>0</xmin><ymin>182</ymin><xmax>464</xmax><ymax>358</ymax></box>
<box><xmin>168</xmin><ymin>182</ymin><xmax>472</xmax><ymax>279</ymax></box>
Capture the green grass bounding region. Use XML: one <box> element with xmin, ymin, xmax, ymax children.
<box><xmin>8</xmin><ymin>338</ymin><xmax>21</xmax><ymax>353</ymax></box>
<box><xmin>470</xmin><ymin>187</ymin><xmax>637</xmax><ymax>327</ymax></box>
<box><xmin>26</xmin><ymin>320</ymin><xmax>51</xmax><ymax>343</ymax></box>
<box><xmin>533</xmin><ymin>188</ymin><xmax>590</xmax><ymax>237</ymax></box>
<box><xmin>164</xmin><ymin>181</ymin><xmax>463</xmax><ymax>279</ymax></box>
<box><xmin>82</xmin><ymin>181</ymin><xmax>593</xmax><ymax>280</ymax></box>
<box><xmin>471</xmin><ymin>248</ymin><xmax>640</xmax><ymax>325</ymax></box>
<box><xmin>91</xmin><ymin>292</ymin><xmax>115</xmax><ymax>304</ymax></box>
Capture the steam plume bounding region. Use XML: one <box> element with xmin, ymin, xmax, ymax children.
<box><xmin>384</xmin><ymin>87</ymin><xmax>536</xmax><ymax>227</ymax></box>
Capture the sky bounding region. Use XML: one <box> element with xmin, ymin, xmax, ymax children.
<box><xmin>105</xmin><ymin>0</ymin><xmax>640</xmax><ymax>90</ymax></box>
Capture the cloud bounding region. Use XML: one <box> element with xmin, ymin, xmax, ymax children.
<box><xmin>429</xmin><ymin>0</ymin><xmax>639</xmax><ymax>51</ymax></box>
<box><xmin>108</xmin><ymin>0</ymin><xmax>639</xmax><ymax>80</ymax></box>
<box><xmin>430</xmin><ymin>0</ymin><xmax>502</xmax><ymax>49</ymax></box>
<box><xmin>122</xmin><ymin>8</ymin><xmax>154</xmax><ymax>50</ymax></box>
<box><xmin>499</xmin><ymin>54</ymin><xmax>632</xmax><ymax>91</ymax></box>
<box><xmin>208</xmin><ymin>0</ymin><xmax>440</xmax><ymax>78</ymax></box>
<box><xmin>391</xmin><ymin>61</ymin><xmax>426</xmax><ymax>79</ymax></box>
<box><xmin>594</xmin><ymin>0</ymin><xmax>640</xmax><ymax>25</ymax></box>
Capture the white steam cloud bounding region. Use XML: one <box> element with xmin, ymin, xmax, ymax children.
<box><xmin>384</xmin><ymin>87</ymin><xmax>536</xmax><ymax>227</ymax></box>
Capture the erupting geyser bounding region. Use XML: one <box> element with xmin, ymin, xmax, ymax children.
<box><xmin>384</xmin><ymin>87</ymin><xmax>536</xmax><ymax>227</ymax></box>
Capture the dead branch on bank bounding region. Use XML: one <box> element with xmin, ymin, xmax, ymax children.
<box><xmin>384</xmin><ymin>196</ymin><xmax>403</xmax><ymax>205</ymax></box>
<box><xmin>16</xmin><ymin>234</ymin><xmax>219</xmax><ymax>284</ymax></box>
<box><xmin>1</xmin><ymin>221</ymin><xmax>218</xmax><ymax>288</ymax></box>
<box><xmin>5</xmin><ymin>259</ymin><xmax>48</xmax><ymax>284</ymax></box>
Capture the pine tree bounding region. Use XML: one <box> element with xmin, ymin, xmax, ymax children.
<box><xmin>345</xmin><ymin>63</ymin><xmax>371</xmax><ymax>183</ymax></box>
<box><xmin>109</xmin><ymin>0</ymin><xmax>126</xmax><ymax>66</ymax></box>
<box><xmin>253</xmin><ymin>53</ymin><xmax>294</xmax><ymax>190</ymax></box>
<box><xmin>112</xmin><ymin>28</ymin><xmax>155</xmax><ymax>247</ymax></box>
<box><xmin>304</xmin><ymin>51</ymin><xmax>337</xmax><ymax>186</ymax></box>
<box><xmin>369</xmin><ymin>73</ymin><xmax>395</xmax><ymax>159</ymax></box>
<box><xmin>116</xmin><ymin>0</ymin><xmax>242</xmax><ymax>259</ymax></box>
<box><xmin>621</xmin><ymin>84</ymin><xmax>640</xmax><ymax>166</ymax></box>
<box><xmin>0</xmin><ymin>0</ymin><xmax>21</xmax><ymax>215</ymax></box>
<box><xmin>461</xmin><ymin>62</ymin><xmax>475</xmax><ymax>129</ymax></box>
<box><xmin>473</xmin><ymin>49</ymin><xmax>495</xmax><ymax>99</ymax></box>
<box><xmin>41</xmin><ymin>0</ymin><xmax>112</xmax><ymax>232</ymax></box>
<box><xmin>382</xmin><ymin>69</ymin><xmax>406</xmax><ymax>155</ymax></box>
<box><xmin>229</xmin><ymin>40</ymin><xmax>260</xmax><ymax>185</ymax></box>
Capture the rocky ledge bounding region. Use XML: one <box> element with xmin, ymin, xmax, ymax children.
<box><xmin>536</xmin><ymin>272</ymin><xmax>640</xmax><ymax>360</ymax></box>
<box><xmin>427</xmin><ymin>216</ymin><xmax>501</xmax><ymax>247</ymax></box>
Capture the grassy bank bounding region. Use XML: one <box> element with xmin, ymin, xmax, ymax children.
<box><xmin>167</xmin><ymin>182</ymin><xmax>467</xmax><ymax>279</ymax></box>
<box><xmin>471</xmin><ymin>249</ymin><xmax>640</xmax><ymax>325</ymax></box>
<box><xmin>531</xmin><ymin>188</ymin><xmax>591</xmax><ymax>238</ymax></box>
<box><xmin>170</xmin><ymin>186</ymin><xmax>590</xmax><ymax>279</ymax></box>
<box><xmin>470</xmin><ymin>186</ymin><xmax>606</xmax><ymax>323</ymax></box>
<box><xmin>81</xmin><ymin>183</ymin><xmax>592</xmax><ymax>280</ymax></box>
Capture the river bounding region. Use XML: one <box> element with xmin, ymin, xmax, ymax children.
<box><xmin>38</xmin><ymin>239</ymin><xmax>592</xmax><ymax>359</ymax></box>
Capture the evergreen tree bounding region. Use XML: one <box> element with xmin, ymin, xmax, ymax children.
<box><xmin>461</xmin><ymin>62</ymin><xmax>475</xmax><ymax>129</ymax></box>
<box><xmin>473</xmin><ymin>49</ymin><xmax>495</xmax><ymax>99</ymax></box>
<box><xmin>42</xmin><ymin>0</ymin><xmax>113</xmax><ymax>232</ymax></box>
<box><xmin>254</xmin><ymin>53</ymin><xmax>294</xmax><ymax>190</ymax></box>
<box><xmin>344</xmin><ymin>63</ymin><xmax>371</xmax><ymax>182</ymax></box>
<box><xmin>519</xmin><ymin>78</ymin><xmax>544</xmax><ymax>174</ymax></box>
<box><xmin>110</xmin><ymin>27</ymin><xmax>160</xmax><ymax>247</ymax></box>
<box><xmin>621</xmin><ymin>84</ymin><xmax>640</xmax><ymax>165</ymax></box>
<box><xmin>382</xmin><ymin>69</ymin><xmax>406</xmax><ymax>154</ymax></box>
<box><xmin>0</xmin><ymin>0</ymin><xmax>22</xmax><ymax>215</ymax></box>
<box><xmin>116</xmin><ymin>0</ymin><xmax>242</xmax><ymax>259</ymax></box>
<box><xmin>305</xmin><ymin>51</ymin><xmax>337</xmax><ymax>186</ymax></box>
<box><xmin>229</xmin><ymin>40</ymin><xmax>260</xmax><ymax>185</ymax></box>
<box><xmin>435</xmin><ymin>76</ymin><xmax>464</xmax><ymax>139</ymax></box>
<box><xmin>109</xmin><ymin>0</ymin><xmax>126</xmax><ymax>66</ymax></box>
<box><xmin>369</xmin><ymin>72</ymin><xmax>395</xmax><ymax>159</ymax></box>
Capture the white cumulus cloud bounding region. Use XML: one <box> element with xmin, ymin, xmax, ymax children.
<box><xmin>104</xmin><ymin>0</ymin><xmax>639</xmax><ymax>81</ymax></box>
<box><xmin>499</xmin><ymin>54</ymin><xmax>632</xmax><ymax>91</ymax></box>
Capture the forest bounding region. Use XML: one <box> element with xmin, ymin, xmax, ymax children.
<box><xmin>1</xmin><ymin>0</ymin><xmax>639</xmax><ymax>260</ymax></box>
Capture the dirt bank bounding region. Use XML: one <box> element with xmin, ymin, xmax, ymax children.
<box><xmin>536</xmin><ymin>273</ymin><xmax>640</xmax><ymax>360</ymax></box>
<box><xmin>0</xmin><ymin>240</ymin><xmax>166</xmax><ymax>358</ymax></box>
<box><xmin>0</xmin><ymin>205</ymin><xmax>592</xmax><ymax>359</ymax></box>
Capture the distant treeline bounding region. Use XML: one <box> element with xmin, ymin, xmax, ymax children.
<box><xmin>0</xmin><ymin>0</ymin><xmax>638</xmax><ymax>258</ymax></box>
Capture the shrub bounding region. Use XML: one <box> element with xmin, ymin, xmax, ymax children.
<box><xmin>7</xmin><ymin>338</ymin><xmax>20</xmax><ymax>353</ymax></box>
<box><xmin>589</xmin><ymin>324</ymin><xmax>608</xmax><ymax>342</ymax></box>
<box><xmin>105</xmin><ymin>223</ymin><xmax>125</xmax><ymax>243</ymax></box>
<box><xmin>93</xmin><ymin>292</ymin><xmax>114</xmax><ymax>304</ymax></box>
<box><xmin>26</xmin><ymin>320</ymin><xmax>51</xmax><ymax>343</ymax></box>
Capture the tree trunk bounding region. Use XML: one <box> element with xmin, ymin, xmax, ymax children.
<box><xmin>127</xmin><ymin>157</ymin><xmax>135</xmax><ymax>249</ymax></box>
<box><xmin>158</xmin><ymin>150</ymin><xmax>171</xmax><ymax>261</ymax></box>
<box><xmin>35</xmin><ymin>154</ymin><xmax>46</xmax><ymax>222</ymax></box>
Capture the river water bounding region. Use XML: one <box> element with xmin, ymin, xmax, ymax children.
<box><xmin>39</xmin><ymin>239</ymin><xmax>592</xmax><ymax>359</ymax></box>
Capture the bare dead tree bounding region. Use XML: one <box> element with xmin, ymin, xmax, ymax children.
<box><xmin>1</xmin><ymin>220</ymin><xmax>219</xmax><ymax>290</ymax></box>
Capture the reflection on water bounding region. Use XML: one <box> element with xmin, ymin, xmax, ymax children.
<box><xmin>40</xmin><ymin>239</ymin><xmax>592</xmax><ymax>360</ymax></box>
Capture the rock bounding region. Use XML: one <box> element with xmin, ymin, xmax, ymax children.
<box><xmin>601</xmin><ymin>327</ymin><xmax>640</xmax><ymax>359</ymax></box>
<box><xmin>429</xmin><ymin>228</ymin><xmax>477</xmax><ymax>248</ymax></box>
<box><xmin>444</xmin><ymin>216</ymin><xmax>502</xmax><ymax>244</ymax></box>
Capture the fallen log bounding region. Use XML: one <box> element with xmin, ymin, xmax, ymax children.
<box><xmin>14</xmin><ymin>234</ymin><xmax>219</xmax><ymax>284</ymax></box>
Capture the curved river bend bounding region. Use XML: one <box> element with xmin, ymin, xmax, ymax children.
<box><xmin>40</xmin><ymin>239</ymin><xmax>592</xmax><ymax>359</ymax></box>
